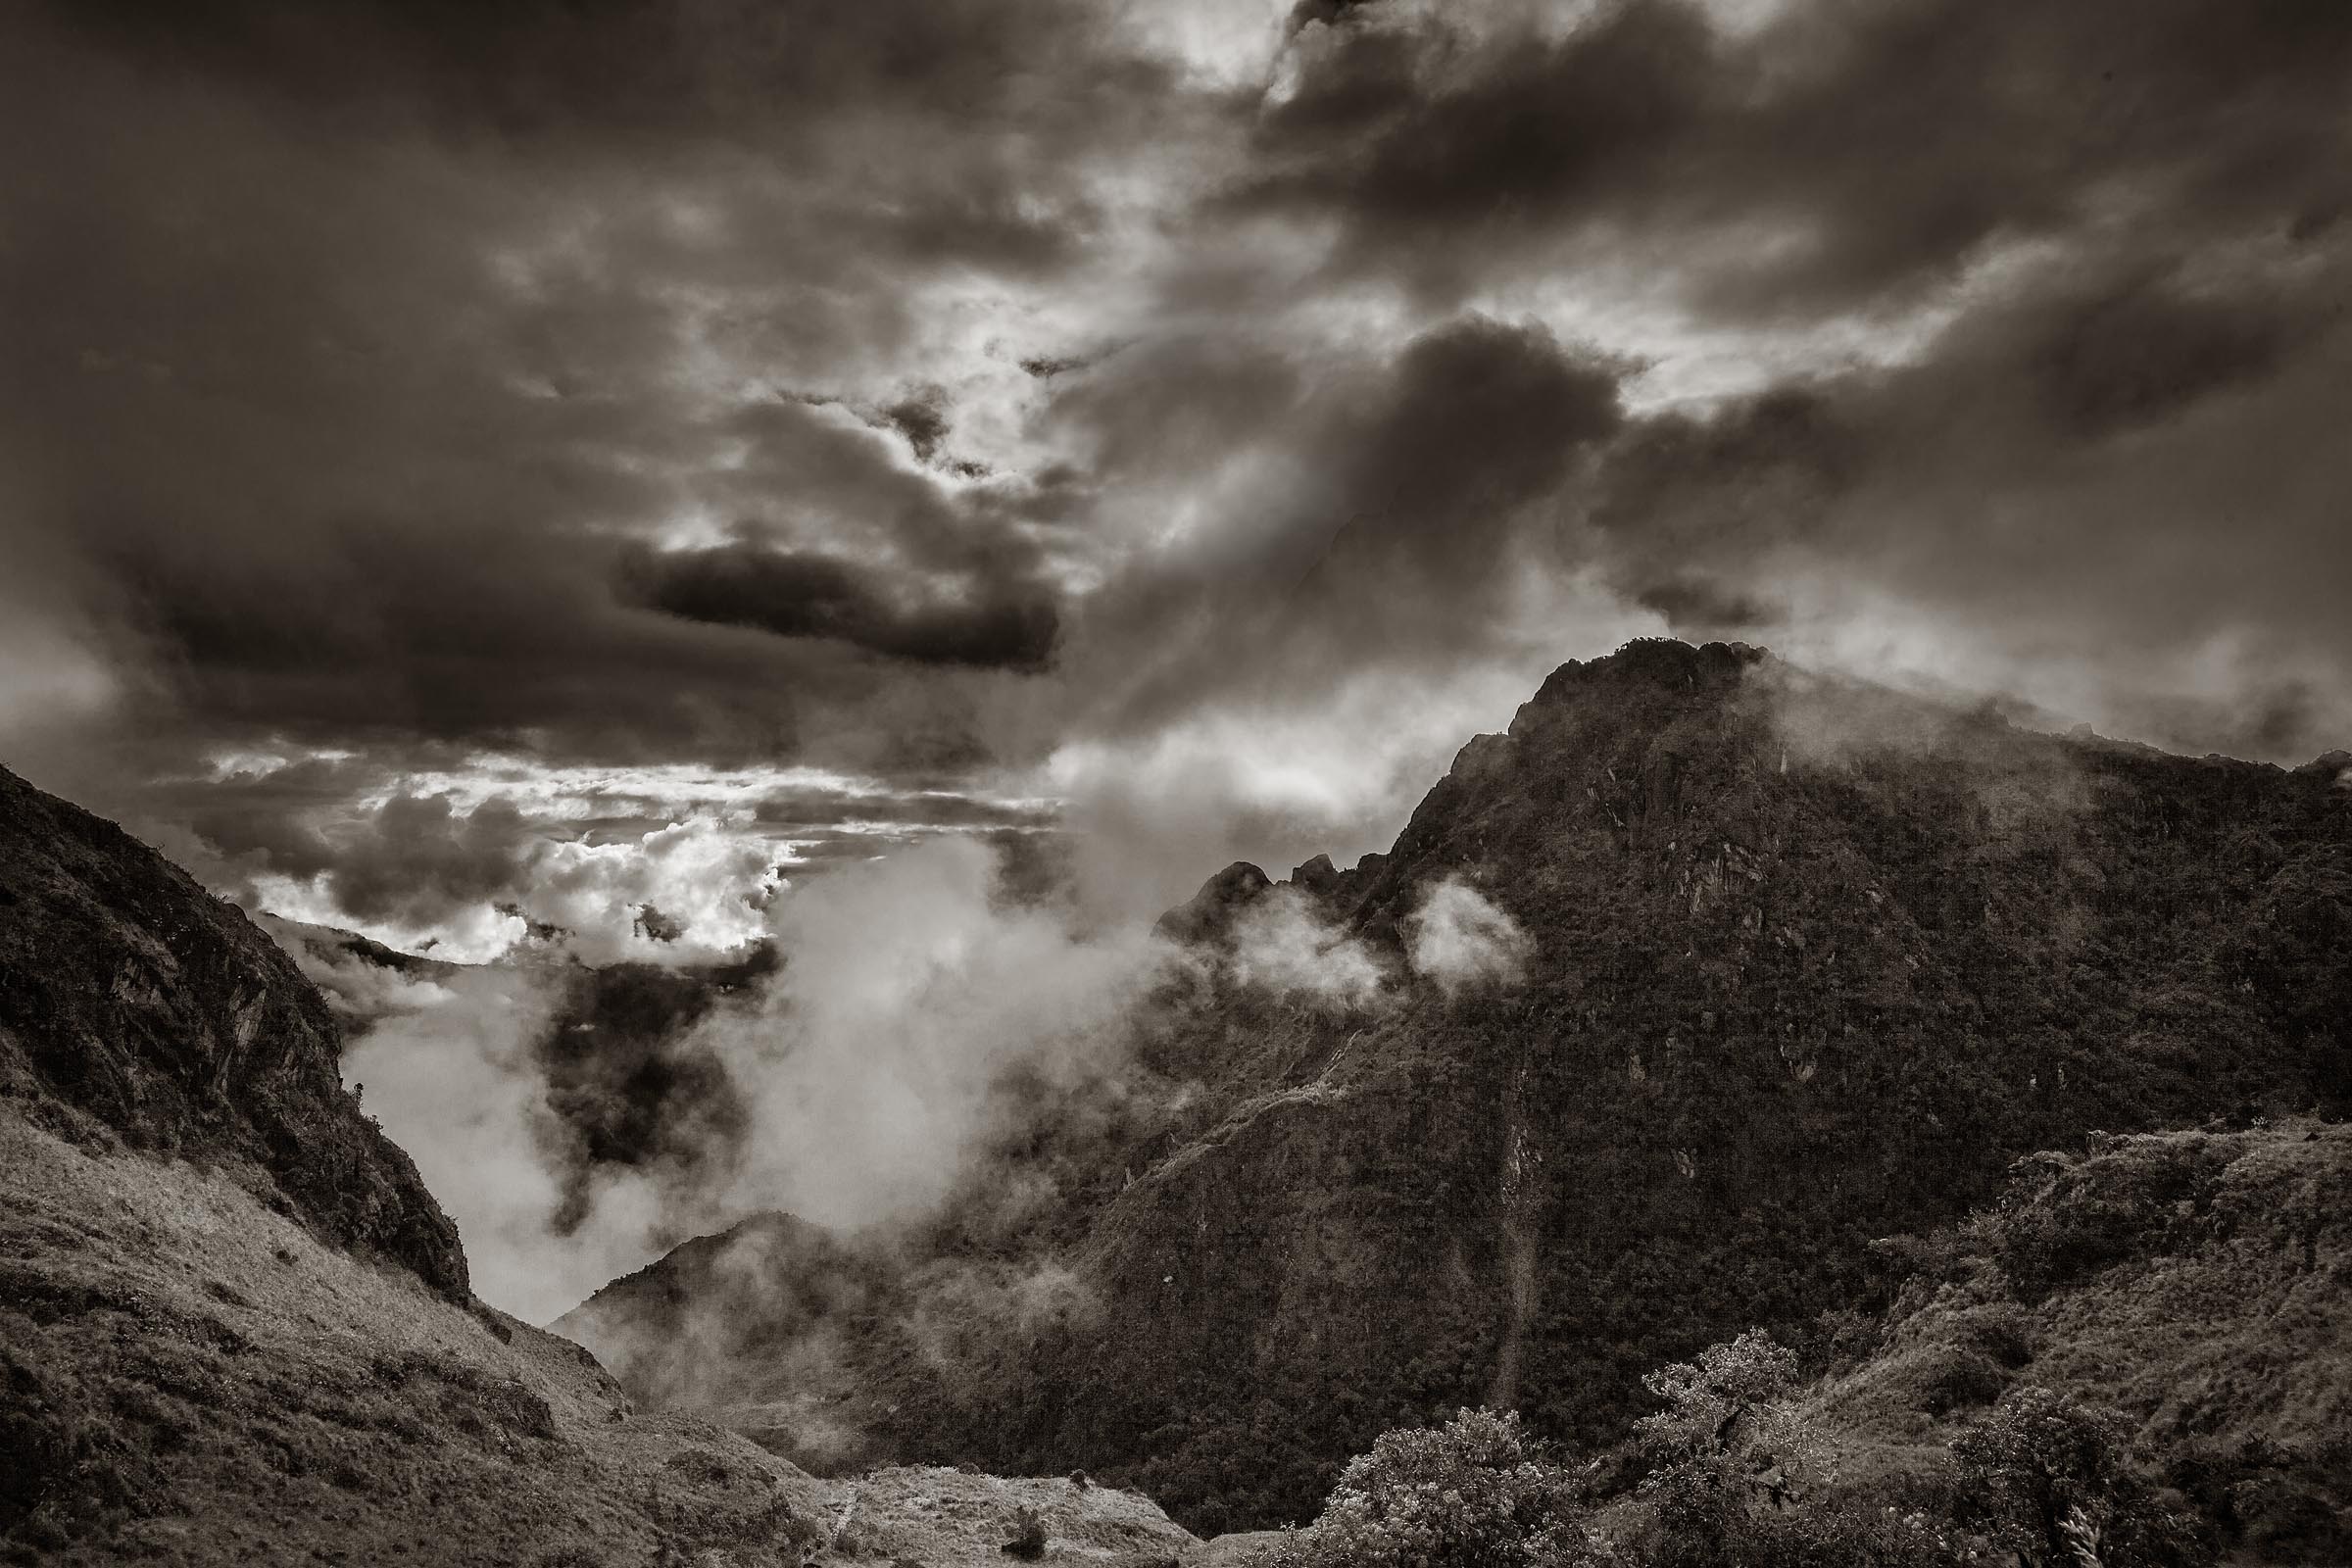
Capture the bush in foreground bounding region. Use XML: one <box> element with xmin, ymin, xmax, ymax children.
<box><xmin>1282</xmin><ymin>1407</ymin><xmax>1603</xmax><ymax>1568</ymax></box>
<box><xmin>1283</xmin><ymin>1336</ymin><xmax>2209</xmax><ymax>1568</ymax></box>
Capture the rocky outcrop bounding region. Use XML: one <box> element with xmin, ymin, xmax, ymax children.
<box><xmin>1153</xmin><ymin>860</ymin><xmax>1274</xmax><ymax>946</ymax></box>
<box><xmin>0</xmin><ymin>763</ymin><xmax>467</xmax><ymax>1298</ymax></box>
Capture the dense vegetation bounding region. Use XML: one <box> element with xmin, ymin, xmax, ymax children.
<box><xmin>1264</xmin><ymin>1113</ymin><xmax>2352</xmax><ymax>1566</ymax></box>
<box><xmin>1279</xmin><ymin>1339</ymin><xmax>2208</xmax><ymax>1568</ymax></box>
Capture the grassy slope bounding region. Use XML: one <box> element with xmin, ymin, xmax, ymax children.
<box><xmin>0</xmin><ymin>762</ymin><xmax>466</xmax><ymax>1298</ymax></box>
<box><xmin>0</xmin><ymin>1105</ymin><xmax>1202</xmax><ymax>1566</ymax></box>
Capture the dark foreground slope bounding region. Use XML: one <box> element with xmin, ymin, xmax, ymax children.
<box><xmin>911</xmin><ymin>642</ymin><xmax>2351</xmax><ymax>1529</ymax></box>
<box><xmin>0</xmin><ymin>763</ymin><xmax>466</xmax><ymax>1297</ymax></box>
<box><xmin>0</xmin><ymin>764</ymin><xmax>1202</xmax><ymax>1565</ymax></box>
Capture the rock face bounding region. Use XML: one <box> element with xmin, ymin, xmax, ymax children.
<box><xmin>1154</xmin><ymin>860</ymin><xmax>1275</xmax><ymax>946</ymax></box>
<box><xmin>0</xmin><ymin>763</ymin><xmax>466</xmax><ymax>1298</ymax></box>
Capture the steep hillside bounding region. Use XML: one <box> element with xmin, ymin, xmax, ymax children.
<box><xmin>0</xmin><ymin>762</ymin><xmax>466</xmax><ymax>1298</ymax></box>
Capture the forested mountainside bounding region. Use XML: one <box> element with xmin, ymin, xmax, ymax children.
<box><xmin>1260</xmin><ymin>1117</ymin><xmax>2351</xmax><ymax>1568</ymax></box>
<box><xmin>0</xmin><ymin>763</ymin><xmax>1205</xmax><ymax>1565</ymax></box>
<box><xmin>578</xmin><ymin>640</ymin><xmax>2349</xmax><ymax>1535</ymax></box>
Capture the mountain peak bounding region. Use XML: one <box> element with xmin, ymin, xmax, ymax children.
<box><xmin>1509</xmin><ymin>638</ymin><xmax>1769</xmax><ymax>737</ymax></box>
<box><xmin>1154</xmin><ymin>860</ymin><xmax>1275</xmax><ymax>945</ymax></box>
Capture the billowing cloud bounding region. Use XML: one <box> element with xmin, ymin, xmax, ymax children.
<box><xmin>1229</xmin><ymin>886</ymin><xmax>1390</xmax><ymax>1006</ymax></box>
<box><xmin>697</xmin><ymin>837</ymin><xmax>1177</xmax><ymax>1229</ymax></box>
<box><xmin>338</xmin><ymin>965</ymin><xmax>657</xmax><ymax>1323</ymax></box>
<box><xmin>1406</xmin><ymin>876</ymin><xmax>1533</xmax><ymax>995</ymax></box>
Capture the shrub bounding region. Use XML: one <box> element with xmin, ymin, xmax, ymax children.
<box><xmin>1631</xmin><ymin>1332</ymin><xmax>1831</xmax><ymax>1564</ymax></box>
<box><xmin>1002</xmin><ymin>1503</ymin><xmax>1047</xmax><ymax>1559</ymax></box>
<box><xmin>1289</xmin><ymin>1408</ymin><xmax>1593</xmax><ymax>1568</ymax></box>
<box><xmin>1952</xmin><ymin>1388</ymin><xmax>2211</xmax><ymax>1568</ymax></box>
<box><xmin>1917</xmin><ymin>1347</ymin><xmax>2010</xmax><ymax>1415</ymax></box>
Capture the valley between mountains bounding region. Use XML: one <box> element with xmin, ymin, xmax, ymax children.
<box><xmin>5</xmin><ymin>640</ymin><xmax>2347</xmax><ymax>1565</ymax></box>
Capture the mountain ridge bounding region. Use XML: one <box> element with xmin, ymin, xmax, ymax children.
<box><xmin>0</xmin><ymin>760</ymin><xmax>1210</xmax><ymax>1564</ymax></box>
<box><xmin>588</xmin><ymin>639</ymin><xmax>2347</xmax><ymax>1533</ymax></box>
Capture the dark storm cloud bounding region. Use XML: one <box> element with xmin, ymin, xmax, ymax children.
<box><xmin>46</xmin><ymin>0</ymin><xmax>1166</xmax><ymax>168</ymax></box>
<box><xmin>1631</xmin><ymin>576</ymin><xmax>1783</xmax><ymax>636</ymax></box>
<box><xmin>1247</xmin><ymin>0</ymin><xmax>2352</xmax><ymax>315</ymax></box>
<box><xmin>7</xmin><ymin>0</ymin><xmax>2351</xmax><ymax>956</ymax></box>
<box><xmin>616</xmin><ymin>540</ymin><xmax>1059</xmax><ymax>670</ymax></box>
<box><xmin>1925</xmin><ymin>261</ymin><xmax>2312</xmax><ymax>446</ymax></box>
<box><xmin>697</xmin><ymin>396</ymin><xmax>1054</xmax><ymax>591</ymax></box>
<box><xmin>879</xmin><ymin>390</ymin><xmax>954</xmax><ymax>468</ymax></box>
<box><xmin>1568</xmin><ymin>239</ymin><xmax>2352</xmax><ymax>756</ymax></box>
<box><xmin>1069</xmin><ymin>315</ymin><xmax>1625</xmax><ymax>733</ymax></box>
<box><xmin>328</xmin><ymin>796</ymin><xmax>535</xmax><ymax>927</ymax></box>
<box><xmin>0</xmin><ymin>0</ymin><xmax>1168</xmax><ymax>798</ymax></box>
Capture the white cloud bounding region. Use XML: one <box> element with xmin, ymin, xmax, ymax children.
<box><xmin>1230</xmin><ymin>885</ymin><xmax>1389</xmax><ymax>1006</ymax></box>
<box><xmin>698</xmin><ymin>836</ymin><xmax>1177</xmax><ymax>1230</ymax></box>
<box><xmin>1406</xmin><ymin>876</ymin><xmax>1532</xmax><ymax>995</ymax></box>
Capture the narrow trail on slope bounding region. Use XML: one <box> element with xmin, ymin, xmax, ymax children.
<box><xmin>1486</xmin><ymin>1054</ymin><xmax>1542</xmax><ymax>1412</ymax></box>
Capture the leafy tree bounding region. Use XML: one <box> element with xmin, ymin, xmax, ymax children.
<box><xmin>1287</xmin><ymin>1407</ymin><xmax>1605</xmax><ymax>1568</ymax></box>
<box><xmin>1634</xmin><ymin>1331</ymin><xmax>1823</xmax><ymax>1528</ymax></box>
<box><xmin>1951</xmin><ymin>1389</ymin><xmax>2210</xmax><ymax>1568</ymax></box>
<box><xmin>1633</xmin><ymin>1330</ymin><xmax>1961</xmax><ymax>1567</ymax></box>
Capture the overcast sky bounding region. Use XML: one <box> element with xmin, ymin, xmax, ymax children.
<box><xmin>6</xmin><ymin>0</ymin><xmax>2349</xmax><ymax>962</ymax></box>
